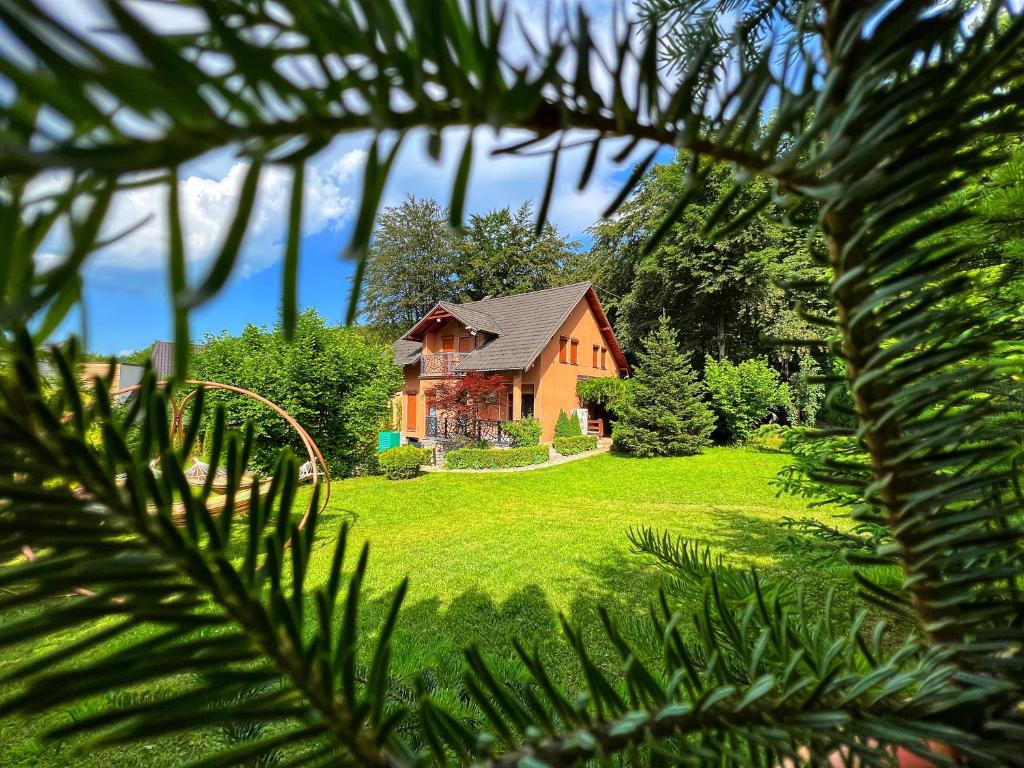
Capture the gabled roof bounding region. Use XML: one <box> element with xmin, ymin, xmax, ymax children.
<box><xmin>436</xmin><ymin>301</ymin><xmax>503</xmax><ymax>336</ymax></box>
<box><xmin>402</xmin><ymin>300</ymin><xmax>502</xmax><ymax>341</ymax></box>
<box><xmin>393</xmin><ymin>282</ymin><xmax>628</xmax><ymax>373</ymax></box>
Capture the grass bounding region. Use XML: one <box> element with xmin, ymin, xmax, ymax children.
<box><xmin>0</xmin><ymin>447</ymin><xmax>872</xmax><ymax>766</ymax></box>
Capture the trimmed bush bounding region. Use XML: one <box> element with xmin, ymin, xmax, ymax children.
<box><xmin>379</xmin><ymin>445</ymin><xmax>430</xmax><ymax>480</ymax></box>
<box><xmin>501</xmin><ymin>418</ymin><xmax>542</xmax><ymax>446</ymax></box>
<box><xmin>554</xmin><ymin>410</ymin><xmax>582</xmax><ymax>438</ymax></box>
<box><xmin>445</xmin><ymin>444</ymin><xmax>549</xmax><ymax>469</ymax></box>
<box><xmin>553</xmin><ymin>434</ymin><xmax>598</xmax><ymax>455</ymax></box>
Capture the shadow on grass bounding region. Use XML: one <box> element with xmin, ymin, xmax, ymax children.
<box><xmin>349</xmin><ymin>509</ymin><xmax>883</xmax><ymax>725</ymax></box>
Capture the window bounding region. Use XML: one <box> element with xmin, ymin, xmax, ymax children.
<box><xmin>458</xmin><ymin>336</ymin><xmax>472</xmax><ymax>353</ymax></box>
<box><xmin>600</xmin><ymin>347</ymin><xmax>607</xmax><ymax>369</ymax></box>
<box><xmin>570</xmin><ymin>338</ymin><xmax>579</xmax><ymax>365</ymax></box>
<box><xmin>592</xmin><ymin>345</ymin><xmax>600</xmax><ymax>368</ymax></box>
<box><xmin>441</xmin><ymin>335</ymin><xmax>454</xmax><ymax>352</ymax></box>
<box><xmin>559</xmin><ymin>336</ymin><xmax>568</xmax><ymax>363</ymax></box>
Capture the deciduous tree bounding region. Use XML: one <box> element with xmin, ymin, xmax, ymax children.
<box><xmin>361</xmin><ymin>196</ymin><xmax>460</xmax><ymax>328</ymax></box>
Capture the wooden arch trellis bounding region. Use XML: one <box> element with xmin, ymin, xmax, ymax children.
<box><xmin>110</xmin><ymin>380</ymin><xmax>332</xmax><ymax>530</ymax></box>
<box><xmin>24</xmin><ymin>380</ymin><xmax>331</xmax><ymax>595</ymax></box>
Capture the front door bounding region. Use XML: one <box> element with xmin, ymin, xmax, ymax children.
<box><xmin>405</xmin><ymin>393</ymin><xmax>417</xmax><ymax>431</ymax></box>
<box><xmin>521</xmin><ymin>393</ymin><xmax>535</xmax><ymax>418</ymax></box>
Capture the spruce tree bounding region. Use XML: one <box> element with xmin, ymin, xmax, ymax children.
<box><xmin>612</xmin><ymin>316</ymin><xmax>715</xmax><ymax>456</ymax></box>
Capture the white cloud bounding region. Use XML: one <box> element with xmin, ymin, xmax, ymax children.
<box><xmin>378</xmin><ymin>127</ymin><xmax>646</xmax><ymax>237</ymax></box>
<box><xmin>37</xmin><ymin>147</ymin><xmax>366</xmax><ymax>277</ymax></box>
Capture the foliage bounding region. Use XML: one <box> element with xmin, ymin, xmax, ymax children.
<box><xmin>499</xmin><ymin>418</ymin><xmax>541</xmax><ymax>447</ymax></box>
<box><xmin>379</xmin><ymin>445</ymin><xmax>431</xmax><ymax>480</ymax></box>
<box><xmin>2</xmin><ymin>1</ymin><xmax>1024</xmax><ymax>767</ymax></box>
<box><xmin>192</xmin><ymin>310</ymin><xmax>402</xmax><ymax>477</ymax></box>
<box><xmin>552</xmin><ymin>435</ymin><xmax>598</xmax><ymax>456</ymax></box>
<box><xmin>575</xmin><ymin>377</ymin><xmax>628</xmax><ymax>414</ymax></box>
<box><xmin>788</xmin><ymin>357</ymin><xmax>825</xmax><ymax>426</ymax></box>
<box><xmin>444</xmin><ymin>444</ymin><xmax>549</xmax><ymax>469</ymax></box>
<box><xmin>553</xmin><ymin>410</ymin><xmax>581</xmax><ymax>439</ymax></box>
<box><xmin>429</xmin><ymin>372</ymin><xmax>507</xmax><ymax>430</ymax></box>
<box><xmin>362</xmin><ymin>198</ymin><xmax>584</xmax><ymax>326</ymax></box>
<box><xmin>745</xmin><ymin>424</ymin><xmax>786</xmax><ymax>452</ymax></box>
<box><xmin>456</xmin><ymin>202</ymin><xmax>584</xmax><ymax>301</ymax></box>
<box><xmin>612</xmin><ymin>317</ymin><xmax>715</xmax><ymax>457</ymax></box>
<box><xmin>361</xmin><ymin>196</ymin><xmax>461</xmax><ymax>328</ymax></box>
<box><xmin>587</xmin><ymin>154</ymin><xmax>831</xmax><ymax>362</ymax></box>
<box><xmin>818</xmin><ymin>356</ymin><xmax>858</xmax><ymax>428</ymax></box>
<box><xmin>118</xmin><ymin>344</ymin><xmax>157</xmax><ymax>365</ymax></box>
<box><xmin>703</xmin><ymin>356</ymin><xmax>792</xmax><ymax>443</ymax></box>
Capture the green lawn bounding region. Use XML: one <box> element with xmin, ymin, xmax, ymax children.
<box><xmin>1</xmin><ymin>448</ymin><xmax>865</xmax><ymax>766</ymax></box>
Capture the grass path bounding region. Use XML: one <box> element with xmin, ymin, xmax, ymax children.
<box><xmin>1</xmin><ymin>448</ymin><xmax>859</xmax><ymax>767</ymax></box>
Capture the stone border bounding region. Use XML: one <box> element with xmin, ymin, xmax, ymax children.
<box><xmin>421</xmin><ymin>442</ymin><xmax>610</xmax><ymax>473</ymax></box>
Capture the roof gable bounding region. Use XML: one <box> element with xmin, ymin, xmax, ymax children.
<box><xmin>392</xmin><ymin>282</ymin><xmax>627</xmax><ymax>373</ymax></box>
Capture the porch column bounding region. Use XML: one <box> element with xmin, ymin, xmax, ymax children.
<box><xmin>512</xmin><ymin>373</ymin><xmax>523</xmax><ymax>420</ymax></box>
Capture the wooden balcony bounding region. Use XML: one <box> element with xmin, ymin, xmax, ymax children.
<box><xmin>420</xmin><ymin>352</ymin><xmax>465</xmax><ymax>377</ymax></box>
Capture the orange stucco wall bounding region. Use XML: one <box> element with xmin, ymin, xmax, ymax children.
<box><xmin>400</xmin><ymin>298</ymin><xmax>621</xmax><ymax>443</ymax></box>
<box><xmin>528</xmin><ymin>297</ymin><xmax>620</xmax><ymax>441</ymax></box>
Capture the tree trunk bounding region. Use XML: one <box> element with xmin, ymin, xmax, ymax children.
<box><xmin>717</xmin><ymin>309</ymin><xmax>726</xmax><ymax>360</ymax></box>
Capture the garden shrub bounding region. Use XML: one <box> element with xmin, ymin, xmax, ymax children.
<box><xmin>554</xmin><ymin>410</ymin><xmax>581</xmax><ymax>438</ymax></box>
<box><xmin>445</xmin><ymin>444</ymin><xmax>549</xmax><ymax>469</ymax></box>
<box><xmin>612</xmin><ymin>317</ymin><xmax>715</xmax><ymax>457</ymax></box>
<box><xmin>501</xmin><ymin>418</ymin><xmax>541</xmax><ymax>446</ymax></box>
<box><xmin>746</xmin><ymin>424</ymin><xmax>787</xmax><ymax>452</ymax></box>
<box><xmin>553</xmin><ymin>434</ymin><xmax>598</xmax><ymax>455</ymax></box>
<box><xmin>378</xmin><ymin>445</ymin><xmax>430</xmax><ymax>480</ymax></box>
<box><xmin>703</xmin><ymin>355</ymin><xmax>792</xmax><ymax>443</ymax></box>
<box><xmin>192</xmin><ymin>310</ymin><xmax>403</xmax><ymax>477</ymax></box>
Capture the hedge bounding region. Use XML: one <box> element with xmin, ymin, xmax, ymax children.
<box><xmin>553</xmin><ymin>435</ymin><xmax>598</xmax><ymax>456</ymax></box>
<box><xmin>500</xmin><ymin>418</ymin><xmax>541</xmax><ymax>446</ymax></box>
<box><xmin>379</xmin><ymin>445</ymin><xmax>431</xmax><ymax>480</ymax></box>
<box><xmin>445</xmin><ymin>444</ymin><xmax>549</xmax><ymax>469</ymax></box>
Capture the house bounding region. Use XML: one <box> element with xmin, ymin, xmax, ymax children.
<box><xmin>393</xmin><ymin>282</ymin><xmax>628</xmax><ymax>444</ymax></box>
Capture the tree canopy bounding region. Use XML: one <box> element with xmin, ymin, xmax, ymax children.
<box><xmin>456</xmin><ymin>201</ymin><xmax>583</xmax><ymax>301</ymax></box>
<box><xmin>611</xmin><ymin>316</ymin><xmax>716</xmax><ymax>456</ymax></box>
<box><xmin>360</xmin><ymin>196</ymin><xmax>461</xmax><ymax>329</ymax></box>
<box><xmin>588</xmin><ymin>153</ymin><xmax>831</xmax><ymax>363</ymax></box>
<box><xmin>192</xmin><ymin>310</ymin><xmax>402</xmax><ymax>476</ymax></box>
<box><xmin>362</xmin><ymin>197</ymin><xmax>583</xmax><ymax>331</ymax></box>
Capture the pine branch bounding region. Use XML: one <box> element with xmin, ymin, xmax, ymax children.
<box><xmin>0</xmin><ymin>339</ymin><xmax>403</xmax><ymax>765</ymax></box>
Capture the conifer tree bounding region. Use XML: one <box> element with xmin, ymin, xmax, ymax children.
<box><xmin>612</xmin><ymin>316</ymin><xmax>715</xmax><ymax>456</ymax></box>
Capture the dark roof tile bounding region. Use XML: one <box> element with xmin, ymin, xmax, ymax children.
<box><xmin>393</xmin><ymin>282</ymin><xmax>593</xmax><ymax>372</ymax></box>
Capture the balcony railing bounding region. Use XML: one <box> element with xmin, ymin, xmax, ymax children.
<box><xmin>425</xmin><ymin>416</ymin><xmax>511</xmax><ymax>445</ymax></box>
<box><xmin>420</xmin><ymin>352</ymin><xmax>465</xmax><ymax>376</ymax></box>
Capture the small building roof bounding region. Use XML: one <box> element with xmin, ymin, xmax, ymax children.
<box><xmin>393</xmin><ymin>282</ymin><xmax>628</xmax><ymax>374</ymax></box>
